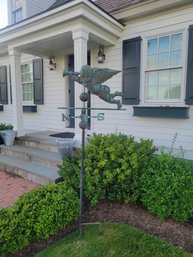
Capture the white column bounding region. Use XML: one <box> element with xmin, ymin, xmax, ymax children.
<box><xmin>72</xmin><ymin>30</ymin><xmax>89</xmax><ymax>137</ymax></box>
<box><xmin>9</xmin><ymin>48</ymin><xmax>25</xmax><ymax>137</ymax></box>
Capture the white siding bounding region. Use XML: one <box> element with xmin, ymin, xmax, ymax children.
<box><xmin>22</xmin><ymin>54</ymin><xmax>68</xmax><ymax>132</ymax></box>
<box><xmin>90</xmin><ymin>6</ymin><xmax>193</xmax><ymax>159</ymax></box>
<box><xmin>27</xmin><ymin>0</ymin><xmax>55</xmax><ymax>18</ymax></box>
<box><xmin>7</xmin><ymin>0</ymin><xmax>55</xmax><ymax>24</ymax></box>
<box><xmin>0</xmin><ymin>53</ymin><xmax>69</xmax><ymax>133</ymax></box>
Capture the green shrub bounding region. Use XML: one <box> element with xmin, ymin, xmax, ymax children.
<box><xmin>0</xmin><ymin>182</ymin><xmax>79</xmax><ymax>257</ymax></box>
<box><xmin>0</xmin><ymin>123</ymin><xmax>13</xmax><ymax>131</ymax></box>
<box><xmin>59</xmin><ymin>133</ymin><xmax>156</xmax><ymax>204</ymax></box>
<box><xmin>140</xmin><ymin>151</ymin><xmax>193</xmax><ymax>222</ymax></box>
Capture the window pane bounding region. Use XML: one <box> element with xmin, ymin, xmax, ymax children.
<box><xmin>158</xmin><ymin>52</ymin><xmax>169</xmax><ymax>68</ymax></box>
<box><xmin>23</xmin><ymin>84</ymin><xmax>27</xmax><ymax>92</ymax></box>
<box><xmin>170</xmin><ymin>50</ymin><xmax>182</xmax><ymax>66</ymax></box>
<box><xmin>21</xmin><ymin>64</ymin><xmax>33</xmax><ymax>102</ymax></box>
<box><xmin>169</xmin><ymin>85</ymin><xmax>181</xmax><ymax>99</ymax></box>
<box><xmin>171</xmin><ymin>34</ymin><xmax>182</xmax><ymax>50</ymax></box>
<box><xmin>147</xmin><ymin>85</ymin><xmax>158</xmax><ymax>99</ymax></box>
<box><xmin>28</xmin><ymin>83</ymin><xmax>33</xmax><ymax>93</ymax></box>
<box><xmin>26</xmin><ymin>93</ymin><xmax>31</xmax><ymax>101</ymax></box>
<box><xmin>170</xmin><ymin>69</ymin><xmax>182</xmax><ymax>84</ymax></box>
<box><xmin>147</xmin><ymin>71</ymin><xmax>158</xmax><ymax>86</ymax></box>
<box><xmin>147</xmin><ymin>54</ymin><xmax>157</xmax><ymax>69</ymax></box>
<box><xmin>13</xmin><ymin>8</ymin><xmax>22</xmax><ymax>23</ymax></box>
<box><xmin>159</xmin><ymin>85</ymin><xmax>169</xmax><ymax>99</ymax></box>
<box><xmin>159</xmin><ymin>70</ymin><xmax>170</xmax><ymax>86</ymax></box>
<box><xmin>159</xmin><ymin>36</ymin><xmax>169</xmax><ymax>52</ymax></box>
<box><xmin>146</xmin><ymin>72</ymin><xmax>158</xmax><ymax>99</ymax></box>
<box><xmin>148</xmin><ymin>39</ymin><xmax>157</xmax><ymax>54</ymax></box>
<box><xmin>23</xmin><ymin>93</ymin><xmax>27</xmax><ymax>101</ymax></box>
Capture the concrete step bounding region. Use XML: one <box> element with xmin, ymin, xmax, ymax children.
<box><xmin>16</xmin><ymin>136</ymin><xmax>59</xmax><ymax>153</ymax></box>
<box><xmin>0</xmin><ymin>155</ymin><xmax>62</xmax><ymax>185</ymax></box>
<box><xmin>0</xmin><ymin>145</ymin><xmax>62</xmax><ymax>168</ymax></box>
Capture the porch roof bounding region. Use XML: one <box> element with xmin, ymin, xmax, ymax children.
<box><xmin>0</xmin><ymin>0</ymin><xmax>124</xmax><ymax>58</ymax></box>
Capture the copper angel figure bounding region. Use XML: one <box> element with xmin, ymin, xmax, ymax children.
<box><xmin>63</xmin><ymin>65</ymin><xmax>123</xmax><ymax>109</ymax></box>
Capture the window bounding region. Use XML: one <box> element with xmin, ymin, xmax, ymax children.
<box><xmin>12</xmin><ymin>8</ymin><xmax>22</xmax><ymax>23</ymax></box>
<box><xmin>145</xmin><ymin>33</ymin><xmax>183</xmax><ymax>103</ymax></box>
<box><xmin>21</xmin><ymin>64</ymin><xmax>33</xmax><ymax>103</ymax></box>
<box><xmin>123</xmin><ymin>25</ymin><xmax>193</xmax><ymax>118</ymax></box>
<box><xmin>11</xmin><ymin>0</ymin><xmax>22</xmax><ymax>23</ymax></box>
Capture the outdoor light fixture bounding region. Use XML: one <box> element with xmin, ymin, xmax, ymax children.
<box><xmin>97</xmin><ymin>45</ymin><xmax>105</xmax><ymax>63</ymax></box>
<box><xmin>49</xmin><ymin>56</ymin><xmax>56</xmax><ymax>70</ymax></box>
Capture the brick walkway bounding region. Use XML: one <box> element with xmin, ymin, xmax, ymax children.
<box><xmin>0</xmin><ymin>170</ymin><xmax>39</xmax><ymax>208</ymax></box>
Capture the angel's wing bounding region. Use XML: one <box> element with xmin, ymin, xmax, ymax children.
<box><xmin>92</xmin><ymin>68</ymin><xmax>120</xmax><ymax>84</ymax></box>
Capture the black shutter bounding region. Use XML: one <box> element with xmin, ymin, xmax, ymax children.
<box><xmin>122</xmin><ymin>37</ymin><xmax>141</xmax><ymax>105</ymax></box>
<box><xmin>9</xmin><ymin>65</ymin><xmax>12</xmax><ymax>104</ymax></box>
<box><xmin>33</xmin><ymin>58</ymin><xmax>44</xmax><ymax>104</ymax></box>
<box><xmin>0</xmin><ymin>66</ymin><xmax>8</xmax><ymax>104</ymax></box>
<box><xmin>68</xmin><ymin>55</ymin><xmax>75</xmax><ymax>128</ymax></box>
<box><xmin>186</xmin><ymin>25</ymin><xmax>193</xmax><ymax>105</ymax></box>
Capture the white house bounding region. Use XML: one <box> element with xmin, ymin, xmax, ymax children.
<box><xmin>0</xmin><ymin>0</ymin><xmax>193</xmax><ymax>159</ymax></box>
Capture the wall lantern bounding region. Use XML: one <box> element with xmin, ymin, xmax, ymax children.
<box><xmin>97</xmin><ymin>45</ymin><xmax>105</xmax><ymax>63</ymax></box>
<box><xmin>49</xmin><ymin>56</ymin><xmax>56</xmax><ymax>70</ymax></box>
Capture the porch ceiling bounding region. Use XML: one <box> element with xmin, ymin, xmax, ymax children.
<box><xmin>0</xmin><ymin>0</ymin><xmax>124</xmax><ymax>57</ymax></box>
<box><xmin>11</xmin><ymin>29</ymin><xmax>111</xmax><ymax>58</ymax></box>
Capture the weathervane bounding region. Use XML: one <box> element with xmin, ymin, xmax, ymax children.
<box><xmin>59</xmin><ymin>64</ymin><xmax>125</xmax><ymax>232</ymax></box>
<box><xmin>63</xmin><ymin>65</ymin><xmax>123</xmax><ymax>109</ymax></box>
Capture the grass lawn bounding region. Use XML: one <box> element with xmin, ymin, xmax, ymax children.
<box><xmin>35</xmin><ymin>223</ymin><xmax>193</xmax><ymax>257</ymax></box>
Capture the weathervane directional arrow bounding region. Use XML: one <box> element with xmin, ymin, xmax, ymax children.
<box><xmin>58</xmin><ymin>107</ymin><xmax>126</xmax><ymax>110</ymax></box>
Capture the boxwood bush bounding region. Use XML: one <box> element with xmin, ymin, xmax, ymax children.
<box><xmin>140</xmin><ymin>151</ymin><xmax>193</xmax><ymax>222</ymax></box>
<box><xmin>0</xmin><ymin>182</ymin><xmax>79</xmax><ymax>257</ymax></box>
<box><xmin>59</xmin><ymin>133</ymin><xmax>156</xmax><ymax>204</ymax></box>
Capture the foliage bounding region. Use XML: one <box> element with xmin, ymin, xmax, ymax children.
<box><xmin>0</xmin><ymin>183</ymin><xmax>79</xmax><ymax>257</ymax></box>
<box><xmin>59</xmin><ymin>133</ymin><xmax>156</xmax><ymax>204</ymax></box>
<box><xmin>140</xmin><ymin>149</ymin><xmax>193</xmax><ymax>222</ymax></box>
<box><xmin>35</xmin><ymin>223</ymin><xmax>192</xmax><ymax>257</ymax></box>
<box><xmin>0</xmin><ymin>123</ymin><xmax>13</xmax><ymax>131</ymax></box>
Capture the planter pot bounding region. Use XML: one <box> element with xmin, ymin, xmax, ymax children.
<box><xmin>1</xmin><ymin>130</ymin><xmax>16</xmax><ymax>146</ymax></box>
<box><xmin>56</xmin><ymin>139</ymin><xmax>74</xmax><ymax>158</ymax></box>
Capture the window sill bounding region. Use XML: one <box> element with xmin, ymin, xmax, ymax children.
<box><xmin>23</xmin><ymin>105</ymin><xmax>37</xmax><ymax>113</ymax></box>
<box><xmin>133</xmin><ymin>106</ymin><xmax>189</xmax><ymax>119</ymax></box>
<box><xmin>0</xmin><ymin>105</ymin><xmax>3</xmax><ymax>112</ymax></box>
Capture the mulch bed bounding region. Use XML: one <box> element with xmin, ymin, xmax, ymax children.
<box><xmin>7</xmin><ymin>201</ymin><xmax>193</xmax><ymax>257</ymax></box>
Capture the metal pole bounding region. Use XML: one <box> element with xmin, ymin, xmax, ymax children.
<box><xmin>79</xmin><ymin>112</ymin><xmax>86</xmax><ymax>232</ymax></box>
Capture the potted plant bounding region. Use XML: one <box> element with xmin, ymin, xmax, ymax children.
<box><xmin>0</xmin><ymin>123</ymin><xmax>15</xmax><ymax>146</ymax></box>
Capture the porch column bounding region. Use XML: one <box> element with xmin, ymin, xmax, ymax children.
<box><xmin>9</xmin><ymin>48</ymin><xmax>24</xmax><ymax>137</ymax></box>
<box><xmin>72</xmin><ymin>30</ymin><xmax>89</xmax><ymax>135</ymax></box>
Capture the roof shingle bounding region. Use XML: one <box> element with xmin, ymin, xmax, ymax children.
<box><xmin>48</xmin><ymin>0</ymin><xmax>74</xmax><ymax>10</ymax></box>
<box><xmin>48</xmin><ymin>0</ymin><xmax>143</xmax><ymax>13</ymax></box>
<box><xmin>94</xmin><ymin>0</ymin><xmax>143</xmax><ymax>13</ymax></box>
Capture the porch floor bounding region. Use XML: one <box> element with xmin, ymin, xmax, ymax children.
<box><xmin>24</xmin><ymin>130</ymin><xmax>67</xmax><ymax>145</ymax></box>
